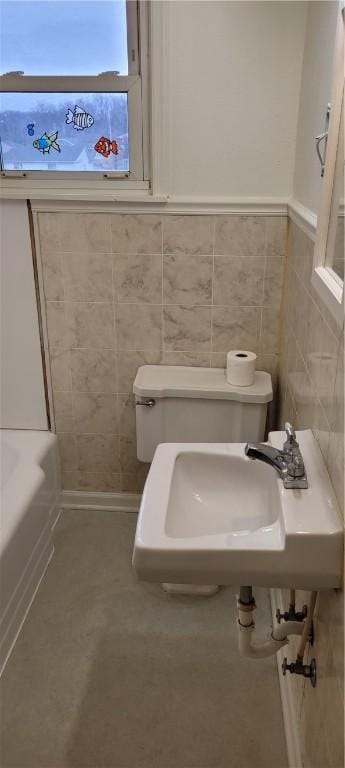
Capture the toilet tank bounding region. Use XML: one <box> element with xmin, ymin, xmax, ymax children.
<box><xmin>134</xmin><ymin>366</ymin><xmax>273</xmax><ymax>462</ymax></box>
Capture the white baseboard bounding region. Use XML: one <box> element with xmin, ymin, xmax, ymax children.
<box><xmin>270</xmin><ymin>588</ymin><xmax>303</xmax><ymax>768</ymax></box>
<box><xmin>60</xmin><ymin>490</ymin><xmax>141</xmax><ymax>513</ymax></box>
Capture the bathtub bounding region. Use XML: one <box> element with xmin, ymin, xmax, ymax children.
<box><xmin>0</xmin><ymin>429</ymin><xmax>61</xmax><ymax>674</ymax></box>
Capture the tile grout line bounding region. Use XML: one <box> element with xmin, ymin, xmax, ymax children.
<box><xmin>46</xmin><ymin>302</ymin><xmax>282</xmax><ymax>311</ymax></box>
<box><xmin>161</xmin><ymin>216</ymin><xmax>165</xmax><ymax>359</ymax></box>
<box><xmin>262</xmin><ymin>215</ymin><xmax>270</xmax><ymax>309</ymax></box>
<box><xmin>210</xmin><ymin>218</ymin><xmax>216</xmax><ymax>365</ymax></box>
<box><xmin>259</xmin><ymin>215</ymin><xmax>269</xmax><ymax>357</ymax></box>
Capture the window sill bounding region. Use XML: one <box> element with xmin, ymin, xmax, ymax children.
<box><xmin>0</xmin><ymin>177</ymin><xmax>164</xmax><ymax>204</ymax></box>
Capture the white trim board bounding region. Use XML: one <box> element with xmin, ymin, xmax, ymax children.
<box><xmin>28</xmin><ymin>198</ymin><xmax>318</xmax><ymax>221</ymax></box>
<box><xmin>61</xmin><ymin>490</ymin><xmax>141</xmax><ymax>513</ymax></box>
<box><xmin>270</xmin><ymin>588</ymin><xmax>303</xmax><ymax>768</ymax></box>
<box><xmin>288</xmin><ymin>198</ymin><xmax>317</xmax><ymax>241</ymax></box>
<box><xmin>30</xmin><ymin>198</ymin><xmax>289</xmax><ymax>215</ymax></box>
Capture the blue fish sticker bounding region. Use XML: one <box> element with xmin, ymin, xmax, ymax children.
<box><xmin>33</xmin><ymin>131</ymin><xmax>60</xmax><ymax>154</ymax></box>
<box><xmin>27</xmin><ymin>123</ymin><xmax>35</xmax><ymax>136</ymax></box>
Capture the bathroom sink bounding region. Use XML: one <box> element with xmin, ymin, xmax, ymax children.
<box><xmin>165</xmin><ymin>452</ymin><xmax>280</xmax><ymax>538</ymax></box>
<box><xmin>133</xmin><ymin>430</ymin><xmax>343</xmax><ymax>589</ymax></box>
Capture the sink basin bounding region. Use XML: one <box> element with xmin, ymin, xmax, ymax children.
<box><xmin>165</xmin><ymin>452</ymin><xmax>280</xmax><ymax>538</ymax></box>
<box><xmin>133</xmin><ymin>430</ymin><xmax>343</xmax><ymax>589</ymax></box>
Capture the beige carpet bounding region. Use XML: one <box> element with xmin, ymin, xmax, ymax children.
<box><xmin>0</xmin><ymin>510</ymin><xmax>288</xmax><ymax>768</ymax></box>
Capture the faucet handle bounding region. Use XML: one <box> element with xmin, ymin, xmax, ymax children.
<box><xmin>284</xmin><ymin>422</ymin><xmax>299</xmax><ymax>453</ymax></box>
<box><xmin>285</xmin><ymin>422</ymin><xmax>296</xmax><ymax>442</ymax></box>
<box><xmin>287</xmin><ymin>454</ymin><xmax>305</xmax><ymax>478</ymax></box>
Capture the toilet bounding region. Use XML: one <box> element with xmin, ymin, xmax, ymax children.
<box><xmin>133</xmin><ymin>364</ymin><xmax>273</xmax><ymax>595</ymax></box>
<box><xmin>134</xmin><ymin>365</ymin><xmax>273</xmax><ymax>462</ymax></box>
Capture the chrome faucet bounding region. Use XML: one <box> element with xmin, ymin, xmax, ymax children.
<box><xmin>245</xmin><ymin>423</ymin><xmax>308</xmax><ymax>489</ymax></box>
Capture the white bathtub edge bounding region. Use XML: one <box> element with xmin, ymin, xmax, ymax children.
<box><xmin>0</xmin><ymin>528</ymin><xmax>54</xmax><ymax>677</ymax></box>
<box><xmin>0</xmin><ymin>428</ymin><xmax>61</xmax><ymax>677</ymax></box>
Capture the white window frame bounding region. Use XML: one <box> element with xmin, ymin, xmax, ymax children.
<box><xmin>312</xmin><ymin>2</ymin><xmax>344</xmax><ymax>327</ymax></box>
<box><xmin>0</xmin><ymin>0</ymin><xmax>150</xmax><ymax>193</ymax></box>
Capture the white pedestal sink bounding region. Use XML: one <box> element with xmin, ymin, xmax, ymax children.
<box><xmin>132</xmin><ymin>430</ymin><xmax>343</xmax><ymax>589</ymax></box>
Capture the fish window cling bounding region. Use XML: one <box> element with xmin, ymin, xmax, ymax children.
<box><xmin>33</xmin><ymin>131</ymin><xmax>60</xmax><ymax>154</ymax></box>
<box><xmin>94</xmin><ymin>136</ymin><xmax>119</xmax><ymax>158</ymax></box>
<box><xmin>66</xmin><ymin>105</ymin><xmax>94</xmax><ymax>130</ymax></box>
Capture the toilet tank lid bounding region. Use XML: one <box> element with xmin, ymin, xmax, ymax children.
<box><xmin>133</xmin><ymin>366</ymin><xmax>273</xmax><ymax>403</ymax></box>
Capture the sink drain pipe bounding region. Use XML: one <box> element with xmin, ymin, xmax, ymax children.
<box><xmin>237</xmin><ymin>586</ymin><xmax>303</xmax><ymax>659</ymax></box>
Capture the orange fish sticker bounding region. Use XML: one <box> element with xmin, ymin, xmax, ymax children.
<box><xmin>94</xmin><ymin>136</ymin><xmax>119</xmax><ymax>158</ymax></box>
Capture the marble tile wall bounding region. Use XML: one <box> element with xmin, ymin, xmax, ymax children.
<box><xmin>37</xmin><ymin>212</ymin><xmax>287</xmax><ymax>493</ymax></box>
<box><xmin>37</xmin><ymin>209</ymin><xmax>343</xmax><ymax>766</ymax></box>
<box><xmin>278</xmin><ymin>219</ymin><xmax>344</xmax><ymax>768</ymax></box>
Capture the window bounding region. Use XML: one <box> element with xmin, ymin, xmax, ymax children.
<box><xmin>0</xmin><ymin>1</ymin><xmax>148</xmax><ymax>181</ymax></box>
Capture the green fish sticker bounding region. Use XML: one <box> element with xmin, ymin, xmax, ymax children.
<box><xmin>33</xmin><ymin>131</ymin><xmax>60</xmax><ymax>154</ymax></box>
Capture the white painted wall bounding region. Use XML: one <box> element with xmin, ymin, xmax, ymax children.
<box><xmin>0</xmin><ymin>200</ymin><xmax>48</xmax><ymax>429</ymax></box>
<box><xmin>293</xmin><ymin>1</ymin><xmax>340</xmax><ymax>215</ymax></box>
<box><xmin>166</xmin><ymin>0</ymin><xmax>307</xmax><ymax>200</ymax></box>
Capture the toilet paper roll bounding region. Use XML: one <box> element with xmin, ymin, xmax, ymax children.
<box><xmin>226</xmin><ymin>350</ymin><xmax>256</xmax><ymax>387</ymax></box>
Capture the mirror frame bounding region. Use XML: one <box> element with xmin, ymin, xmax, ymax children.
<box><xmin>312</xmin><ymin>2</ymin><xmax>344</xmax><ymax>327</ymax></box>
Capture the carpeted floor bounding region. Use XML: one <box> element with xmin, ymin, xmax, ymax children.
<box><xmin>0</xmin><ymin>510</ymin><xmax>288</xmax><ymax>768</ymax></box>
